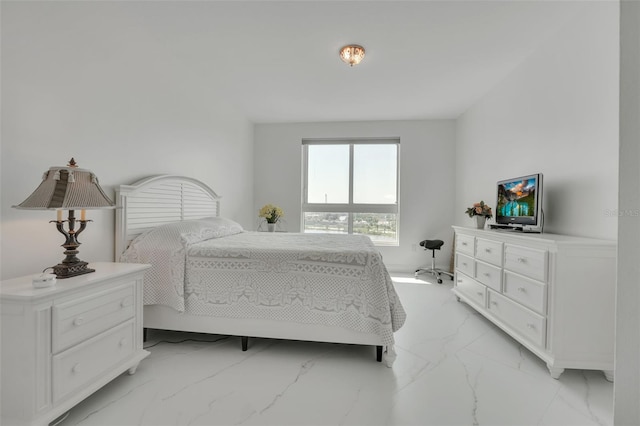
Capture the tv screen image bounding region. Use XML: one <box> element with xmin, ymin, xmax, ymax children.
<box><xmin>497</xmin><ymin>178</ymin><xmax>537</xmax><ymax>218</ymax></box>
<box><xmin>494</xmin><ymin>173</ymin><xmax>543</xmax><ymax>231</ymax></box>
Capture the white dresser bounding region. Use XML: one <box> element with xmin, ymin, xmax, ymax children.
<box><xmin>1</xmin><ymin>262</ymin><xmax>150</xmax><ymax>426</ymax></box>
<box><xmin>452</xmin><ymin>226</ymin><xmax>616</xmax><ymax>380</ymax></box>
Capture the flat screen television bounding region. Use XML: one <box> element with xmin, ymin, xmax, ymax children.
<box><xmin>494</xmin><ymin>173</ymin><xmax>543</xmax><ymax>232</ymax></box>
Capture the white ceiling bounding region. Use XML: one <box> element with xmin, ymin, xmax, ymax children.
<box><xmin>12</xmin><ymin>0</ymin><xmax>589</xmax><ymax>124</ymax></box>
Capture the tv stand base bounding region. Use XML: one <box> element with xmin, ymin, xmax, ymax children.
<box><xmin>489</xmin><ymin>224</ymin><xmax>541</xmax><ymax>233</ymax></box>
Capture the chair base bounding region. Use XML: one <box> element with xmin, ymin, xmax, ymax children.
<box><xmin>415</xmin><ymin>267</ymin><xmax>454</xmax><ymax>284</ymax></box>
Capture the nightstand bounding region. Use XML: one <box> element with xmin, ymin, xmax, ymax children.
<box><xmin>1</xmin><ymin>262</ymin><xmax>151</xmax><ymax>426</ymax></box>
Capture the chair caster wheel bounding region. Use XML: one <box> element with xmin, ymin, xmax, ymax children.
<box><xmin>437</xmin><ymin>279</ymin><xmax>443</xmax><ymax>284</ymax></box>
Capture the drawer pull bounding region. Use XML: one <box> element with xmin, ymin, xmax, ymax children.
<box><xmin>462</xmin><ymin>262</ymin><xmax>468</xmax><ymax>266</ymax></box>
<box><xmin>491</xmin><ymin>301</ymin><xmax>498</xmax><ymax>306</ymax></box>
<box><xmin>517</xmin><ymin>287</ymin><xmax>526</xmax><ymax>293</ymax></box>
<box><xmin>526</xmin><ymin>323</ymin><xmax>536</xmax><ymax>330</ymax></box>
<box><xmin>120</xmin><ymin>298</ymin><xmax>132</xmax><ymax>308</ymax></box>
<box><xmin>73</xmin><ymin>317</ymin><xmax>84</xmax><ymax>326</ymax></box>
<box><xmin>477</xmin><ymin>292</ymin><xmax>483</xmax><ymax>296</ymax></box>
<box><xmin>484</xmin><ymin>248</ymin><xmax>491</xmax><ymax>253</ymax></box>
<box><xmin>517</xmin><ymin>257</ymin><xmax>527</xmax><ymax>263</ymax></box>
<box><xmin>462</xmin><ymin>242</ymin><xmax>468</xmax><ymax>246</ymax></box>
<box><xmin>483</xmin><ymin>273</ymin><xmax>491</xmax><ymax>277</ymax></box>
<box><xmin>119</xmin><ymin>338</ymin><xmax>127</xmax><ymax>347</ymax></box>
<box><xmin>457</xmin><ymin>279</ymin><xmax>463</xmax><ymax>283</ymax></box>
<box><xmin>72</xmin><ymin>363</ymin><xmax>81</xmax><ymax>374</ymax></box>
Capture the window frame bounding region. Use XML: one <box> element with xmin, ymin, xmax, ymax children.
<box><xmin>301</xmin><ymin>138</ymin><xmax>400</xmax><ymax>245</ymax></box>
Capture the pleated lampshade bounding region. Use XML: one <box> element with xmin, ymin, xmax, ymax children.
<box><xmin>14</xmin><ymin>164</ymin><xmax>115</xmax><ymax>210</ymax></box>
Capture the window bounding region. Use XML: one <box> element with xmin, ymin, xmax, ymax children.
<box><xmin>302</xmin><ymin>139</ymin><xmax>399</xmax><ymax>245</ymax></box>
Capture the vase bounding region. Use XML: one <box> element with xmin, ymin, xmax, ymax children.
<box><xmin>476</xmin><ymin>216</ymin><xmax>486</xmax><ymax>229</ymax></box>
<box><xmin>267</xmin><ymin>223</ymin><xmax>276</xmax><ymax>232</ymax></box>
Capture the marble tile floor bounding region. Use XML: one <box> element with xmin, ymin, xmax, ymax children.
<box><xmin>59</xmin><ymin>273</ymin><xmax>613</xmax><ymax>426</ymax></box>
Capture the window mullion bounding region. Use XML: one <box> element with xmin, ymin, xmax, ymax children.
<box><xmin>302</xmin><ymin>144</ymin><xmax>309</xmax><ymax>204</ymax></box>
<box><xmin>348</xmin><ymin>144</ymin><xmax>354</xmax><ymax>234</ymax></box>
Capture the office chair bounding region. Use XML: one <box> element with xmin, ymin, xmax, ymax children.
<box><xmin>415</xmin><ymin>239</ymin><xmax>454</xmax><ymax>284</ymax></box>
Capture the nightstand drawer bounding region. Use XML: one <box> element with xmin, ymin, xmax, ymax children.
<box><xmin>53</xmin><ymin>282</ymin><xmax>135</xmax><ymax>353</ymax></box>
<box><xmin>52</xmin><ymin>320</ymin><xmax>134</xmax><ymax>403</ymax></box>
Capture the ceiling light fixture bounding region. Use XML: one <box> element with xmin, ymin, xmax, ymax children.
<box><xmin>339</xmin><ymin>44</ymin><xmax>365</xmax><ymax>67</ymax></box>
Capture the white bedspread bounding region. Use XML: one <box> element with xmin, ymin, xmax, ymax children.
<box><xmin>122</xmin><ymin>221</ymin><xmax>406</xmax><ymax>347</ymax></box>
<box><xmin>185</xmin><ymin>232</ymin><xmax>406</xmax><ymax>346</ymax></box>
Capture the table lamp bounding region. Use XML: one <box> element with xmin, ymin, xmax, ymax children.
<box><xmin>13</xmin><ymin>158</ymin><xmax>116</xmax><ymax>278</ymax></box>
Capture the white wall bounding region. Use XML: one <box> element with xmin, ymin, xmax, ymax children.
<box><xmin>254</xmin><ymin>120</ymin><xmax>456</xmax><ymax>272</ymax></box>
<box><xmin>1</xmin><ymin>2</ymin><xmax>254</xmax><ymax>280</ymax></box>
<box><xmin>615</xmin><ymin>1</ymin><xmax>640</xmax><ymax>424</ymax></box>
<box><xmin>455</xmin><ymin>3</ymin><xmax>619</xmax><ymax>240</ymax></box>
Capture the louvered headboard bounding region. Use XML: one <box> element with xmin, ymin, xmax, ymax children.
<box><xmin>115</xmin><ymin>175</ymin><xmax>221</xmax><ymax>259</ymax></box>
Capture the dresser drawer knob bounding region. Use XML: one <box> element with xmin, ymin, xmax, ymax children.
<box><xmin>483</xmin><ymin>273</ymin><xmax>491</xmax><ymax>277</ymax></box>
<box><xmin>491</xmin><ymin>301</ymin><xmax>498</xmax><ymax>306</ymax></box>
<box><xmin>73</xmin><ymin>317</ymin><xmax>84</xmax><ymax>326</ymax></box>
<box><xmin>476</xmin><ymin>292</ymin><xmax>483</xmax><ymax>296</ymax></box>
<box><xmin>485</xmin><ymin>248</ymin><xmax>491</xmax><ymax>253</ymax></box>
<box><xmin>517</xmin><ymin>287</ymin><xmax>526</xmax><ymax>293</ymax></box>
<box><xmin>119</xmin><ymin>338</ymin><xmax>127</xmax><ymax>347</ymax></box>
<box><xmin>462</xmin><ymin>242</ymin><xmax>468</xmax><ymax>246</ymax></box>
<box><xmin>457</xmin><ymin>279</ymin><xmax>463</xmax><ymax>283</ymax></box>
<box><xmin>120</xmin><ymin>298</ymin><xmax>132</xmax><ymax>308</ymax></box>
<box><xmin>526</xmin><ymin>323</ymin><xmax>536</xmax><ymax>330</ymax></box>
<box><xmin>517</xmin><ymin>257</ymin><xmax>527</xmax><ymax>263</ymax></box>
<box><xmin>72</xmin><ymin>363</ymin><xmax>81</xmax><ymax>374</ymax></box>
<box><xmin>462</xmin><ymin>262</ymin><xmax>468</xmax><ymax>266</ymax></box>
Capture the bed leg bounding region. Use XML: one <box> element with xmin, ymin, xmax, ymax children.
<box><xmin>143</xmin><ymin>328</ymin><xmax>148</xmax><ymax>342</ymax></box>
<box><xmin>376</xmin><ymin>345</ymin><xmax>383</xmax><ymax>362</ymax></box>
<box><xmin>241</xmin><ymin>336</ymin><xmax>248</xmax><ymax>351</ymax></box>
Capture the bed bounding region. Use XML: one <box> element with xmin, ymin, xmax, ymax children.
<box><xmin>115</xmin><ymin>175</ymin><xmax>406</xmax><ymax>365</ymax></box>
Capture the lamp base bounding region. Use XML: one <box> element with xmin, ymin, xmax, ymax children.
<box><xmin>52</xmin><ymin>261</ymin><xmax>95</xmax><ymax>279</ymax></box>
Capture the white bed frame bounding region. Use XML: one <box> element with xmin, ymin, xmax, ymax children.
<box><xmin>115</xmin><ymin>175</ymin><xmax>384</xmax><ymax>359</ymax></box>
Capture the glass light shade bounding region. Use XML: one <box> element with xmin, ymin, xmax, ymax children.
<box><xmin>339</xmin><ymin>45</ymin><xmax>365</xmax><ymax>67</ymax></box>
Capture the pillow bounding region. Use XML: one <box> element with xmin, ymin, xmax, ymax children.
<box><xmin>180</xmin><ymin>217</ymin><xmax>244</xmax><ymax>245</ymax></box>
<box><xmin>124</xmin><ymin>217</ymin><xmax>243</xmax><ymax>255</ymax></box>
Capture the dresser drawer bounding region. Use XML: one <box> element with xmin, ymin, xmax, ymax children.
<box><xmin>475</xmin><ymin>260</ymin><xmax>502</xmax><ymax>292</ymax></box>
<box><xmin>504</xmin><ymin>244</ymin><xmax>548</xmax><ymax>282</ymax></box>
<box><xmin>456</xmin><ymin>233</ymin><xmax>475</xmax><ymax>256</ymax></box>
<box><xmin>488</xmin><ymin>290</ymin><xmax>546</xmax><ymax>348</ymax></box>
<box><xmin>52</xmin><ymin>320</ymin><xmax>134</xmax><ymax>402</ymax></box>
<box><xmin>53</xmin><ymin>282</ymin><xmax>135</xmax><ymax>353</ymax></box>
<box><xmin>455</xmin><ymin>253</ymin><xmax>475</xmax><ymax>277</ymax></box>
<box><xmin>455</xmin><ymin>273</ymin><xmax>486</xmax><ymax>308</ymax></box>
<box><xmin>475</xmin><ymin>238</ymin><xmax>503</xmax><ymax>266</ymax></box>
<box><xmin>503</xmin><ymin>271</ymin><xmax>547</xmax><ymax>315</ymax></box>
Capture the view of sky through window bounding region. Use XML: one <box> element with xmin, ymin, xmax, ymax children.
<box><xmin>354</xmin><ymin>144</ymin><xmax>397</xmax><ymax>204</ymax></box>
<box><xmin>307</xmin><ymin>145</ymin><xmax>349</xmax><ymax>203</ymax></box>
<box><xmin>307</xmin><ymin>144</ymin><xmax>397</xmax><ymax>204</ymax></box>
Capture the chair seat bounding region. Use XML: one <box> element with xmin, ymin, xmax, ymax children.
<box><xmin>419</xmin><ymin>239</ymin><xmax>444</xmax><ymax>250</ymax></box>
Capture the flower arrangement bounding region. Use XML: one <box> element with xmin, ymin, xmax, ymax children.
<box><xmin>259</xmin><ymin>204</ymin><xmax>284</xmax><ymax>224</ymax></box>
<box><xmin>465</xmin><ymin>201</ymin><xmax>493</xmax><ymax>218</ymax></box>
